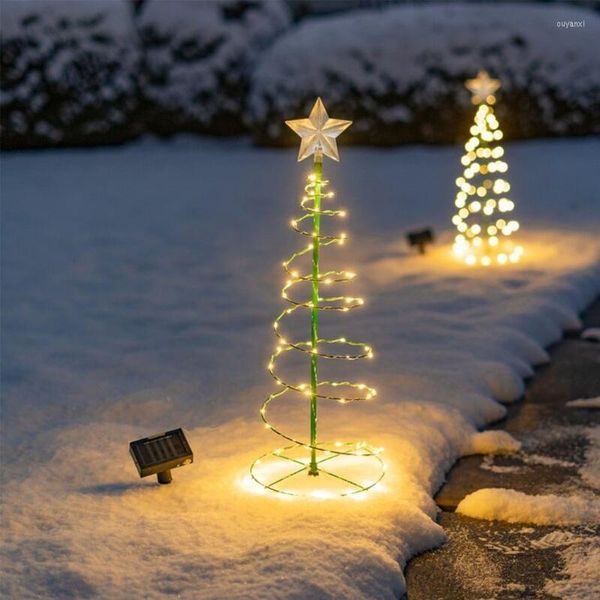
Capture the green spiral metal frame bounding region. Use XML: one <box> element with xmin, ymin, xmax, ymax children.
<box><xmin>250</xmin><ymin>153</ymin><xmax>385</xmax><ymax>497</ymax></box>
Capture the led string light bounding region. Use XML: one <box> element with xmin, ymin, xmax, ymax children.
<box><xmin>452</xmin><ymin>71</ymin><xmax>524</xmax><ymax>266</ymax></box>
<box><xmin>250</xmin><ymin>99</ymin><xmax>385</xmax><ymax>497</ymax></box>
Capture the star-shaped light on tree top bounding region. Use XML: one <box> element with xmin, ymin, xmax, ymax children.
<box><xmin>465</xmin><ymin>70</ymin><xmax>501</xmax><ymax>104</ymax></box>
<box><xmin>286</xmin><ymin>97</ymin><xmax>352</xmax><ymax>162</ymax></box>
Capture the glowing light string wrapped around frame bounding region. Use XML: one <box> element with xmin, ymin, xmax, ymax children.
<box><xmin>250</xmin><ymin>98</ymin><xmax>385</xmax><ymax>497</ymax></box>
<box><xmin>452</xmin><ymin>71</ymin><xmax>523</xmax><ymax>266</ymax></box>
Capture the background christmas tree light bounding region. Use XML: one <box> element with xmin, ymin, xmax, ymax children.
<box><xmin>250</xmin><ymin>98</ymin><xmax>385</xmax><ymax>497</ymax></box>
<box><xmin>452</xmin><ymin>71</ymin><xmax>524</xmax><ymax>266</ymax></box>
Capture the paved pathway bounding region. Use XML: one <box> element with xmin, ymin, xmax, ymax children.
<box><xmin>405</xmin><ymin>298</ymin><xmax>600</xmax><ymax>599</ymax></box>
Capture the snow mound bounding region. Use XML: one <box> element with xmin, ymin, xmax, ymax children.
<box><xmin>465</xmin><ymin>430</ymin><xmax>521</xmax><ymax>455</ymax></box>
<box><xmin>0</xmin><ymin>0</ymin><xmax>140</xmax><ymax>149</ymax></box>
<box><xmin>456</xmin><ymin>488</ymin><xmax>600</xmax><ymax>526</ymax></box>
<box><xmin>581</xmin><ymin>327</ymin><xmax>600</xmax><ymax>341</ymax></box>
<box><xmin>248</xmin><ymin>3</ymin><xmax>600</xmax><ymax>145</ymax></box>
<box><xmin>567</xmin><ymin>397</ymin><xmax>600</xmax><ymax>408</ymax></box>
<box><xmin>137</xmin><ymin>0</ymin><xmax>290</xmax><ymax>135</ymax></box>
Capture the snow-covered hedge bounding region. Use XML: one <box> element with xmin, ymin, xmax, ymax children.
<box><xmin>1</xmin><ymin>0</ymin><xmax>140</xmax><ymax>149</ymax></box>
<box><xmin>2</xmin><ymin>1</ymin><xmax>598</xmax><ymax>148</ymax></box>
<box><xmin>248</xmin><ymin>3</ymin><xmax>600</xmax><ymax>145</ymax></box>
<box><xmin>137</xmin><ymin>0</ymin><xmax>290</xmax><ymax>135</ymax></box>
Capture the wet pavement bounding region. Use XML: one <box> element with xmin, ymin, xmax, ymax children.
<box><xmin>404</xmin><ymin>298</ymin><xmax>600</xmax><ymax>600</ymax></box>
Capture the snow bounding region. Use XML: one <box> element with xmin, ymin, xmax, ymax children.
<box><xmin>1</xmin><ymin>136</ymin><xmax>600</xmax><ymax>598</ymax></box>
<box><xmin>581</xmin><ymin>327</ymin><xmax>600</xmax><ymax>341</ymax></box>
<box><xmin>3</xmin><ymin>2</ymin><xmax>599</xmax><ymax>149</ymax></box>
<box><xmin>1</xmin><ymin>0</ymin><xmax>291</xmax><ymax>146</ymax></box>
<box><xmin>534</xmin><ymin>530</ymin><xmax>600</xmax><ymax>599</ymax></box>
<box><xmin>520</xmin><ymin>453</ymin><xmax>576</xmax><ymax>469</ymax></box>
<box><xmin>532</xmin><ymin>530</ymin><xmax>586</xmax><ymax>549</ymax></box>
<box><xmin>1</xmin><ymin>0</ymin><xmax>140</xmax><ymax>147</ymax></box>
<box><xmin>138</xmin><ymin>0</ymin><xmax>290</xmax><ymax>134</ymax></box>
<box><xmin>464</xmin><ymin>430</ymin><xmax>521</xmax><ymax>456</ymax></box>
<box><xmin>0</xmin><ymin>0</ymin><xmax>134</xmax><ymax>43</ymax></box>
<box><xmin>544</xmin><ymin>537</ymin><xmax>600</xmax><ymax>599</ymax></box>
<box><xmin>480</xmin><ymin>455</ymin><xmax>523</xmax><ymax>474</ymax></box>
<box><xmin>248</xmin><ymin>3</ymin><xmax>600</xmax><ymax>144</ymax></box>
<box><xmin>531</xmin><ymin>531</ymin><xmax>600</xmax><ymax>598</ymax></box>
<box><xmin>567</xmin><ymin>397</ymin><xmax>600</xmax><ymax>408</ymax></box>
<box><xmin>456</xmin><ymin>488</ymin><xmax>600</xmax><ymax>526</ymax></box>
<box><xmin>479</xmin><ymin>450</ymin><xmax>579</xmax><ymax>475</ymax></box>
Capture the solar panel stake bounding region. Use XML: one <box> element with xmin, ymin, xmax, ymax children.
<box><xmin>406</xmin><ymin>228</ymin><xmax>435</xmax><ymax>255</ymax></box>
<box><xmin>157</xmin><ymin>470</ymin><xmax>172</xmax><ymax>485</ymax></box>
<box><xmin>129</xmin><ymin>428</ymin><xmax>193</xmax><ymax>485</ymax></box>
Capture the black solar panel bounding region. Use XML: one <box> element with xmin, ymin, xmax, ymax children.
<box><xmin>130</xmin><ymin>428</ymin><xmax>193</xmax><ymax>479</ymax></box>
<box><xmin>407</xmin><ymin>228</ymin><xmax>434</xmax><ymax>254</ymax></box>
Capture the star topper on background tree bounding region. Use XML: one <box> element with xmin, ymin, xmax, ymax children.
<box><xmin>465</xmin><ymin>70</ymin><xmax>501</xmax><ymax>105</ymax></box>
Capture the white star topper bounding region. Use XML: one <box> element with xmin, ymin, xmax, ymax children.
<box><xmin>286</xmin><ymin>98</ymin><xmax>352</xmax><ymax>162</ymax></box>
<box><xmin>466</xmin><ymin>70</ymin><xmax>501</xmax><ymax>104</ymax></box>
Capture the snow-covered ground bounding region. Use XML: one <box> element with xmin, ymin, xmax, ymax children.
<box><xmin>1</xmin><ymin>137</ymin><xmax>599</xmax><ymax>598</ymax></box>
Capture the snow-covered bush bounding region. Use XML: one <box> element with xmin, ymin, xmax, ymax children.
<box><xmin>1</xmin><ymin>0</ymin><xmax>140</xmax><ymax>149</ymax></box>
<box><xmin>137</xmin><ymin>0</ymin><xmax>290</xmax><ymax>135</ymax></box>
<box><xmin>248</xmin><ymin>3</ymin><xmax>600</xmax><ymax>145</ymax></box>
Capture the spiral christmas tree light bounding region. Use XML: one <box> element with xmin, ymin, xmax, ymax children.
<box><xmin>452</xmin><ymin>71</ymin><xmax>523</xmax><ymax>266</ymax></box>
<box><xmin>250</xmin><ymin>98</ymin><xmax>385</xmax><ymax>498</ymax></box>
